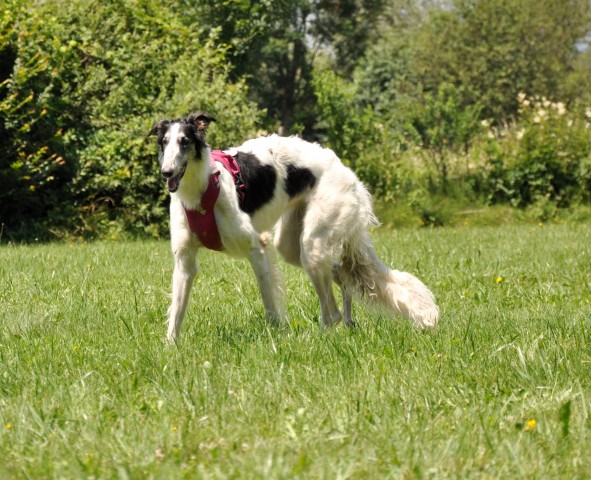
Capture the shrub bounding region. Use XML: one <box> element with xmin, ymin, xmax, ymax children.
<box><xmin>480</xmin><ymin>94</ymin><xmax>591</xmax><ymax>214</ymax></box>
<box><xmin>0</xmin><ymin>1</ymin><xmax>262</xmax><ymax>240</ymax></box>
<box><xmin>407</xmin><ymin>83</ymin><xmax>482</xmax><ymax>188</ymax></box>
<box><xmin>313</xmin><ymin>69</ymin><xmax>414</xmax><ymax>202</ymax></box>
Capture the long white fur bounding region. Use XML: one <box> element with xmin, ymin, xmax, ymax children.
<box><xmin>161</xmin><ymin>129</ymin><xmax>439</xmax><ymax>341</ymax></box>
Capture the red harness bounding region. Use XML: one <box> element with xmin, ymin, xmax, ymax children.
<box><xmin>183</xmin><ymin>150</ymin><xmax>244</xmax><ymax>251</ymax></box>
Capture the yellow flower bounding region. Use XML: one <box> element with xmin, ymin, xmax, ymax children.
<box><xmin>496</xmin><ymin>277</ymin><xmax>503</xmax><ymax>283</ymax></box>
<box><xmin>5</xmin><ymin>423</ymin><xmax>12</xmax><ymax>429</ymax></box>
<box><xmin>525</xmin><ymin>419</ymin><xmax>537</xmax><ymax>431</ymax></box>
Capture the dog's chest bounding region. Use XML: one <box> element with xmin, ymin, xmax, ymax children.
<box><xmin>183</xmin><ymin>151</ymin><xmax>244</xmax><ymax>251</ymax></box>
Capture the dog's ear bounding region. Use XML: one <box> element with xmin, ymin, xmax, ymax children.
<box><xmin>148</xmin><ymin>119</ymin><xmax>170</xmax><ymax>138</ymax></box>
<box><xmin>187</xmin><ymin>112</ymin><xmax>217</xmax><ymax>133</ymax></box>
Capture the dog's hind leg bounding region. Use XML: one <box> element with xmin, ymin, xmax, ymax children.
<box><xmin>334</xmin><ymin>266</ymin><xmax>354</xmax><ymax>327</ymax></box>
<box><xmin>300</xmin><ymin>233</ymin><xmax>342</xmax><ymax>327</ymax></box>
<box><xmin>274</xmin><ymin>200</ymin><xmax>306</xmax><ymax>267</ymax></box>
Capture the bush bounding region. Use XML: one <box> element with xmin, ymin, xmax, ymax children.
<box><xmin>479</xmin><ymin>94</ymin><xmax>591</xmax><ymax>214</ymax></box>
<box><xmin>407</xmin><ymin>83</ymin><xmax>482</xmax><ymax>188</ymax></box>
<box><xmin>0</xmin><ymin>1</ymin><xmax>262</xmax><ymax>240</ymax></box>
<box><xmin>315</xmin><ymin>68</ymin><xmax>591</xmax><ymax>226</ymax></box>
<box><xmin>313</xmin><ymin>69</ymin><xmax>415</xmax><ymax>202</ymax></box>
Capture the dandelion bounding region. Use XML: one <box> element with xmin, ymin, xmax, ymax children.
<box><xmin>525</xmin><ymin>419</ymin><xmax>537</xmax><ymax>431</ymax></box>
<box><xmin>5</xmin><ymin>423</ymin><xmax>13</xmax><ymax>430</ymax></box>
<box><xmin>496</xmin><ymin>277</ymin><xmax>503</xmax><ymax>284</ymax></box>
<box><xmin>171</xmin><ymin>425</ymin><xmax>178</xmax><ymax>431</ymax></box>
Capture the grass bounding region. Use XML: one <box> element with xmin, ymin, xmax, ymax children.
<box><xmin>1</xmin><ymin>223</ymin><xmax>591</xmax><ymax>478</ymax></box>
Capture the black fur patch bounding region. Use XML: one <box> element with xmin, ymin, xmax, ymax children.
<box><xmin>178</xmin><ymin>123</ymin><xmax>207</xmax><ymax>156</ymax></box>
<box><xmin>285</xmin><ymin>164</ymin><xmax>316</xmax><ymax>198</ymax></box>
<box><xmin>235</xmin><ymin>152</ymin><xmax>277</xmax><ymax>214</ymax></box>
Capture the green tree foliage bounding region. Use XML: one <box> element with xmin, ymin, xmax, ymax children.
<box><xmin>315</xmin><ymin>0</ymin><xmax>591</xmax><ymax>221</ymax></box>
<box><xmin>183</xmin><ymin>0</ymin><xmax>386</xmax><ymax>133</ymax></box>
<box><xmin>0</xmin><ymin>0</ymin><xmax>261</xmax><ymax>239</ymax></box>
<box><xmin>411</xmin><ymin>0</ymin><xmax>591</xmax><ymax>120</ymax></box>
<box><xmin>409</xmin><ymin>83</ymin><xmax>482</xmax><ymax>184</ymax></box>
<box><xmin>481</xmin><ymin>96</ymin><xmax>591</xmax><ymax>213</ymax></box>
<box><xmin>2</xmin><ymin>0</ymin><xmax>591</xmax><ymax>239</ymax></box>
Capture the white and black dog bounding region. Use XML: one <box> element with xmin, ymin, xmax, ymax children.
<box><xmin>149</xmin><ymin>112</ymin><xmax>439</xmax><ymax>341</ymax></box>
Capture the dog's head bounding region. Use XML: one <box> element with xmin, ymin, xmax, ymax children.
<box><xmin>148</xmin><ymin>112</ymin><xmax>217</xmax><ymax>193</ymax></box>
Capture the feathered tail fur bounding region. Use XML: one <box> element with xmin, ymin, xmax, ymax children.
<box><xmin>338</xmin><ymin>230</ymin><xmax>439</xmax><ymax>329</ymax></box>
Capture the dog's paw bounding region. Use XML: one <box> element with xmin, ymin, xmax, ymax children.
<box><xmin>413</xmin><ymin>306</ymin><xmax>439</xmax><ymax>330</ymax></box>
<box><xmin>166</xmin><ymin>331</ymin><xmax>179</xmax><ymax>344</ymax></box>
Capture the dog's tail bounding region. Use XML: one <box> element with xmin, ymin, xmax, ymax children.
<box><xmin>338</xmin><ymin>232</ymin><xmax>439</xmax><ymax>329</ymax></box>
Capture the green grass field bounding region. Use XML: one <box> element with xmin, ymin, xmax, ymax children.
<box><xmin>1</xmin><ymin>223</ymin><xmax>590</xmax><ymax>479</ymax></box>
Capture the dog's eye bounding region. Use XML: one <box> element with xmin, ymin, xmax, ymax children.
<box><xmin>179</xmin><ymin>137</ymin><xmax>189</xmax><ymax>146</ymax></box>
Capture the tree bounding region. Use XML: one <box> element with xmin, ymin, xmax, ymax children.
<box><xmin>0</xmin><ymin>1</ymin><xmax>261</xmax><ymax>239</ymax></box>
<box><xmin>177</xmin><ymin>0</ymin><xmax>387</xmax><ymax>134</ymax></box>
<box><xmin>412</xmin><ymin>0</ymin><xmax>591</xmax><ymax>120</ymax></box>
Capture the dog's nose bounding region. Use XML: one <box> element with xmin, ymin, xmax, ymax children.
<box><xmin>161</xmin><ymin>169</ymin><xmax>174</xmax><ymax>178</ymax></box>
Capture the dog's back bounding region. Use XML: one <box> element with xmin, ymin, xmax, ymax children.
<box><xmin>233</xmin><ymin>135</ymin><xmax>359</xmax><ymax>232</ymax></box>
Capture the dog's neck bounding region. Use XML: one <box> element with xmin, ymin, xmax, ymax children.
<box><xmin>174</xmin><ymin>147</ymin><xmax>211</xmax><ymax>210</ymax></box>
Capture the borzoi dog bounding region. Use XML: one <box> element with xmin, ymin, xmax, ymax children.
<box><xmin>149</xmin><ymin>112</ymin><xmax>439</xmax><ymax>341</ymax></box>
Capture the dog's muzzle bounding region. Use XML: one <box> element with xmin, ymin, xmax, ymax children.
<box><xmin>162</xmin><ymin>167</ymin><xmax>186</xmax><ymax>193</ymax></box>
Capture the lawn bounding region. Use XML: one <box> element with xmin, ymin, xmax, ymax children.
<box><xmin>1</xmin><ymin>223</ymin><xmax>590</xmax><ymax>478</ymax></box>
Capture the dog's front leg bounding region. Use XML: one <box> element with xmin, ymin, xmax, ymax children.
<box><xmin>167</xmin><ymin>246</ymin><xmax>198</xmax><ymax>342</ymax></box>
<box><xmin>248</xmin><ymin>241</ymin><xmax>282</xmax><ymax>324</ymax></box>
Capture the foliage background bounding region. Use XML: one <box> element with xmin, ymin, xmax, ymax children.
<box><xmin>1</xmin><ymin>0</ymin><xmax>590</xmax><ymax>240</ymax></box>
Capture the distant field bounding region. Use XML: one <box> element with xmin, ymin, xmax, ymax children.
<box><xmin>1</xmin><ymin>224</ymin><xmax>590</xmax><ymax>478</ymax></box>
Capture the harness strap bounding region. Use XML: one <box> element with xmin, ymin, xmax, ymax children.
<box><xmin>211</xmin><ymin>150</ymin><xmax>245</xmax><ymax>202</ymax></box>
<box><xmin>183</xmin><ymin>150</ymin><xmax>243</xmax><ymax>251</ymax></box>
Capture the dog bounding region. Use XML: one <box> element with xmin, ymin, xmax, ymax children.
<box><xmin>149</xmin><ymin>112</ymin><xmax>439</xmax><ymax>341</ymax></box>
